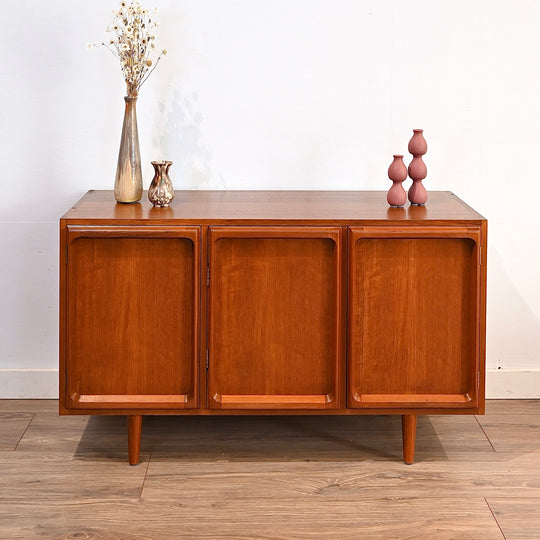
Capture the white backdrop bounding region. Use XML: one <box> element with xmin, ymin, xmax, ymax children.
<box><xmin>0</xmin><ymin>0</ymin><xmax>539</xmax><ymax>397</ymax></box>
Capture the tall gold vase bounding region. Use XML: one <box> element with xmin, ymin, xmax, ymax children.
<box><xmin>114</xmin><ymin>96</ymin><xmax>143</xmax><ymax>203</ymax></box>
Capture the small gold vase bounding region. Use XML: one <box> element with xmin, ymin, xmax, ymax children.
<box><xmin>148</xmin><ymin>161</ymin><xmax>174</xmax><ymax>207</ymax></box>
<box><xmin>114</xmin><ymin>96</ymin><xmax>143</xmax><ymax>203</ymax></box>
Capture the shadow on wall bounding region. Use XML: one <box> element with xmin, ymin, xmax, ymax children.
<box><xmin>152</xmin><ymin>89</ymin><xmax>226</xmax><ymax>190</ymax></box>
<box><xmin>487</xmin><ymin>248</ymin><xmax>540</xmax><ymax>370</ymax></box>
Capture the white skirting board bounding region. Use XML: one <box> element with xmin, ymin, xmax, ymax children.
<box><xmin>0</xmin><ymin>369</ymin><xmax>59</xmax><ymax>399</ymax></box>
<box><xmin>0</xmin><ymin>369</ymin><xmax>539</xmax><ymax>400</ymax></box>
<box><xmin>485</xmin><ymin>369</ymin><xmax>540</xmax><ymax>399</ymax></box>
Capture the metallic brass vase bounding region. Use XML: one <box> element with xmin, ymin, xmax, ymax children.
<box><xmin>148</xmin><ymin>161</ymin><xmax>174</xmax><ymax>207</ymax></box>
<box><xmin>114</xmin><ymin>96</ymin><xmax>143</xmax><ymax>203</ymax></box>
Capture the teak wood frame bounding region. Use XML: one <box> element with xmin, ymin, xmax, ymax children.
<box><xmin>59</xmin><ymin>191</ymin><xmax>487</xmax><ymax>466</ymax></box>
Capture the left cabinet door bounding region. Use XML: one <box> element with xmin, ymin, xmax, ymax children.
<box><xmin>62</xmin><ymin>226</ymin><xmax>200</xmax><ymax>410</ymax></box>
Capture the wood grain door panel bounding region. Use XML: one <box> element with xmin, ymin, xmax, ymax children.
<box><xmin>348</xmin><ymin>226</ymin><xmax>481</xmax><ymax>409</ymax></box>
<box><xmin>65</xmin><ymin>226</ymin><xmax>200</xmax><ymax>409</ymax></box>
<box><xmin>208</xmin><ymin>227</ymin><xmax>344</xmax><ymax>409</ymax></box>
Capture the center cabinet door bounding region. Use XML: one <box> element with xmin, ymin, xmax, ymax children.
<box><xmin>208</xmin><ymin>227</ymin><xmax>345</xmax><ymax>409</ymax></box>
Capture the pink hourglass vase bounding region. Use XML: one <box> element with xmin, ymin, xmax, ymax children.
<box><xmin>408</xmin><ymin>129</ymin><xmax>428</xmax><ymax>155</ymax></box>
<box><xmin>408</xmin><ymin>159</ymin><xmax>428</xmax><ymax>205</ymax></box>
<box><xmin>387</xmin><ymin>155</ymin><xmax>408</xmax><ymax>207</ymax></box>
<box><xmin>408</xmin><ymin>129</ymin><xmax>428</xmax><ymax>205</ymax></box>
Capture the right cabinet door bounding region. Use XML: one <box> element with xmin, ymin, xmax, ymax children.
<box><xmin>348</xmin><ymin>226</ymin><xmax>483</xmax><ymax>409</ymax></box>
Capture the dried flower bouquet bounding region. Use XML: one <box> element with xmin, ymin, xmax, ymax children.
<box><xmin>90</xmin><ymin>1</ymin><xmax>166</xmax><ymax>97</ymax></box>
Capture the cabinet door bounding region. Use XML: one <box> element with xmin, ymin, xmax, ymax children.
<box><xmin>208</xmin><ymin>227</ymin><xmax>345</xmax><ymax>409</ymax></box>
<box><xmin>348</xmin><ymin>226</ymin><xmax>483</xmax><ymax>409</ymax></box>
<box><xmin>64</xmin><ymin>226</ymin><xmax>200</xmax><ymax>410</ymax></box>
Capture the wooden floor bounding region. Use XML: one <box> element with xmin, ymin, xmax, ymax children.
<box><xmin>1</xmin><ymin>401</ymin><xmax>539</xmax><ymax>539</ymax></box>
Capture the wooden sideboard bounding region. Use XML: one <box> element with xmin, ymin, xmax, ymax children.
<box><xmin>59</xmin><ymin>190</ymin><xmax>487</xmax><ymax>465</ymax></box>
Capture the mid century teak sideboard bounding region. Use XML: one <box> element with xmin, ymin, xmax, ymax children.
<box><xmin>59</xmin><ymin>190</ymin><xmax>487</xmax><ymax>465</ymax></box>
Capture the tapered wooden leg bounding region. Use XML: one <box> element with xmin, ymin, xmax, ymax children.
<box><xmin>402</xmin><ymin>414</ymin><xmax>417</xmax><ymax>465</ymax></box>
<box><xmin>128</xmin><ymin>415</ymin><xmax>142</xmax><ymax>466</ymax></box>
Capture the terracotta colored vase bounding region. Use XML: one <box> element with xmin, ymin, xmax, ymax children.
<box><xmin>387</xmin><ymin>155</ymin><xmax>408</xmax><ymax>207</ymax></box>
<box><xmin>407</xmin><ymin>129</ymin><xmax>428</xmax><ymax>205</ymax></box>
<box><xmin>408</xmin><ymin>128</ymin><xmax>428</xmax><ymax>155</ymax></box>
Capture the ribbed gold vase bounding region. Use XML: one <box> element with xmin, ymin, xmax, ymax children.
<box><xmin>148</xmin><ymin>161</ymin><xmax>174</xmax><ymax>207</ymax></box>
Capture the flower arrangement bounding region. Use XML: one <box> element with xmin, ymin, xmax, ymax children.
<box><xmin>90</xmin><ymin>1</ymin><xmax>166</xmax><ymax>97</ymax></box>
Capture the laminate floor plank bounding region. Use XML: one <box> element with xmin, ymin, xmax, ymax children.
<box><xmin>15</xmin><ymin>408</ymin><xmax>491</xmax><ymax>459</ymax></box>
<box><xmin>141</xmin><ymin>455</ymin><xmax>540</xmax><ymax>501</ymax></box>
<box><xmin>0</xmin><ymin>412</ymin><xmax>33</xmax><ymax>450</ymax></box>
<box><xmin>476</xmin><ymin>414</ymin><xmax>540</xmax><ymax>451</ymax></box>
<box><xmin>15</xmin><ymin>412</ymin><xmax>493</xmax><ymax>463</ymax></box>
<box><xmin>485</xmin><ymin>400</ymin><xmax>540</xmax><ymax>415</ymax></box>
<box><xmin>16</xmin><ymin>412</ymin><xmax>130</xmax><ymax>458</ymax></box>
<box><xmin>422</xmin><ymin>415</ymin><xmax>494</xmax><ymax>452</ymax></box>
<box><xmin>0</xmin><ymin>399</ymin><xmax>57</xmax><ymax>413</ymax></box>
<box><xmin>486</xmin><ymin>498</ymin><xmax>540</xmax><ymax>539</ymax></box>
<box><xmin>0</xmin><ymin>452</ymin><xmax>148</xmax><ymax>502</ymax></box>
<box><xmin>0</xmin><ymin>497</ymin><xmax>503</xmax><ymax>539</ymax></box>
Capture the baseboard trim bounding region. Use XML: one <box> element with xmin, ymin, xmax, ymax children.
<box><xmin>0</xmin><ymin>368</ymin><xmax>538</xmax><ymax>400</ymax></box>
<box><xmin>0</xmin><ymin>369</ymin><xmax>58</xmax><ymax>399</ymax></box>
<box><xmin>486</xmin><ymin>369</ymin><xmax>540</xmax><ymax>399</ymax></box>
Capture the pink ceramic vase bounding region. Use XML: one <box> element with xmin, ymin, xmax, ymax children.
<box><xmin>407</xmin><ymin>129</ymin><xmax>428</xmax><ymax>205</ymax></box>
<box><xmin>408</xmin><ymin>129</ymin><xmax>428</xmax><ymax>155</ymax></box>
<box><xmin>387</xmin><ymin>155</ymin><xmax>408</xmax><ymax>207</ymax></box>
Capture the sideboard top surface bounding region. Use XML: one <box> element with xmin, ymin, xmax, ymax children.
<box><xmin>61</xmin><ymin>190</ymin><xmax>485</xmax><ymax>223</ymax></box>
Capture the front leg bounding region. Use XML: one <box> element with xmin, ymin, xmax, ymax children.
<box><xmin>128</xmin><ymin>415</ymin><xmax>142</xmax><ymax>465</ymax></box>
<box><xmin>402</xmin><ymin>414</ymin><xmax>417</xmax><ymax>464</ymax></box>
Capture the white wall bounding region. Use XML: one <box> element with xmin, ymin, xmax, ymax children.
<box><xmin>1</xmin><ymin>0</ymin><xmax>538</xmax><ymax>397</ymax></box>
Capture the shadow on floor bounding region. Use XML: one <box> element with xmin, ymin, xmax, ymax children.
<box><xmin>74</xmin><ymin>414</ymin><xmax>445</xmax><ymax>463</ymax></box>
